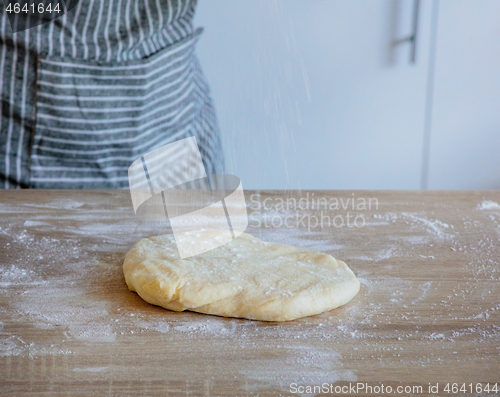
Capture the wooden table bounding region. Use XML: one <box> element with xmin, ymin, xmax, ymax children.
<box><xmin>0</xmin><ymin>190</ymin><xmax>499</xmax><ymax>396</ymax></box>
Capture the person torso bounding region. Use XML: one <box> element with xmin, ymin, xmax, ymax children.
<box><xmin>0</xmin><ymin>0</ymin><xmax>224</xmax><ymax>189</ymax></box>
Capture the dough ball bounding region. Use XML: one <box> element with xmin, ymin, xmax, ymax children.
<box><xmin>123</xmin><ymin>231</ymin><xmax>360</xmax><ymax>321</ymax></box>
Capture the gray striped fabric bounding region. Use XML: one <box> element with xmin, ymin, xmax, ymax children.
<box><xmin>0</xmin><ymin>0</ymin><xmax>224</xmax><ymax>189</ymax></box>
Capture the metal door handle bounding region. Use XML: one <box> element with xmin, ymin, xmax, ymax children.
<box><xmin>393</xmin><ymin>0</ymin><xmax>421</xmax><ymax>63</ymax></box>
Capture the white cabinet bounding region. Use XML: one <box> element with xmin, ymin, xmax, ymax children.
<box><xmin>427</xmin><ymin>0</ymin><xmax>500</xmax><ymax>189</ymax></box>
<box><xmin>194</xmin><ymin>0</ymin><xmax>499</xmax><ymax>190</ymax></box>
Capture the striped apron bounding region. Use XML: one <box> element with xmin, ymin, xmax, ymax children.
<box><xmin>0</xmin><ymin>0</ymin><xmax>224</xmax><ymax>189</ymax></box>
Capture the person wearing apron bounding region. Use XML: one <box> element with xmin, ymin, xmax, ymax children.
<box><xmin>0</xmin><ymin>0</ymin><xmax>224</xmax><ymax>189</ymax></box>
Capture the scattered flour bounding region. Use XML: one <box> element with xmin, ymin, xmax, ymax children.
<box><xmin>72</xmin><ymin>366</ymin><xmax>110</xmax><ymax>373</ymax></box>
<box><xmin>399</xmin><ymin>235</ymin><xmax>430</xmax><ymax>245</ymax></box>
<box><xmin>352</xmin><ymin>247</ymin><xmax>395</xmax><ymax>262</ymax></box>
<box><xmin>137</xmin><ymin>321</ymin><xmax>171</xmax><ymax>334</ymax></box>
<box><xmin>23</xmin><ymin>221</ymin><xmax>49</xmax><ymax>227</ymax></box>
<box><xmin>0</xmin><ymin>336</ymin><xmax>26</xmax><ymax>357</ymax></box>
<box><xmin>400</xmin><ymin>213</ymin><xmax>455</xmax><ymax>239</ymax></box>
<box><xmin>0</xmin><ymin>265</ymin><xmax>41</xmax><ymax>287</ymax></box>
<box><xmin>0</xmin><ymin>335</ymin><xmax>73</xmax><ymax>357</ymax></box>
<box><xmin>173</xmin><ymin>319</ymin><xmax>238</xmax><ymax>336</ymax></box>
<box><xmin>477</xmin><ymin>200</ymin><xmax>500</xmax><ymax>210</ymax></box>
<box><xmin>251</xmin><ymin>228</ymin><xmax>343</xmax><ymax>253</ymax></box>
<box><xmin>240</xmin><ymin>346</ymin><xmax>357</xmax><ymax>396</ymax></box>
<box><xmin>16</xmin><ymin>285</ymin><xmax>116</xmax><ymax>343</ymax></box>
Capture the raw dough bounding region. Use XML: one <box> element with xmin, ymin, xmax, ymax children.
<box><xmin>123</xmin><ymin>231</ymin><xmax>360</xmax><ymax>321</ymax></box>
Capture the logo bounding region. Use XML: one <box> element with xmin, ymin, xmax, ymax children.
<box><xmin>128</xmin><ymin>136</ymin><xmax>248</xmax><ymax>259</ymax></box>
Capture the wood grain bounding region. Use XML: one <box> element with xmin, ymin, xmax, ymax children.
<box><xmin>0</xmin><ymin>190</ymin><xmax>499</xmax><ymax>396</ymax></box>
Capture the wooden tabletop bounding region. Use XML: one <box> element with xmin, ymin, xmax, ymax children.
<box><xmin>0</xmin><ymin>190</ymin><xmax>499</xmax><ymax>396</ymax></box>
